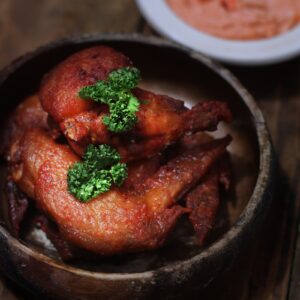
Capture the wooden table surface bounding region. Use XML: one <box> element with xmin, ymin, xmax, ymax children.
<box><xmin>0</xmin><ymin>1</ymin><xmax>299</xmax><ymax>299</ymax></box>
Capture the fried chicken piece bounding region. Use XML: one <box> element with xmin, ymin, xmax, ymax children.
<box><xmin>186</xmin><ymin>168</ymin><xmax>219</xmax><ymax>244</ymax></box>
<box><xmin>121</xmin><ymin>154</ymin><xmax>163</xmax><ymax>191</ymax></box>
<box><xmin>118</xmin><ymin>90</ymin><xmax>231</xmax><ymax>161</ymax></box>
<box><xmin>40</xmin><ymin>46</ymin><xmax>132</xmax><ymax>122</ymax></box>
<box><xmin>3</xmin><ymin>94</ymin><xmax>48</xmax><ymax>157</ymax></box>
<box><xmin>178</xmin><ymin>132</ymin><xmax>231</xmax><ymax>244</ymax></box>
<box><xmin>5</xmin><ymin>180</ymin><xmax>30</xmax><ymax>237</ymax></box>
<box><xmin>60</xmin><ymin>88</ymin><xmax>187</xmax><ymax>158</ymax></box>
<box><xmin>5</xmin><ymin>178</ymin><xmax>78</xmax><ymax>260</ymax></box>
<box><xmin>221</xmin><ymin>0</ymin><xmax>236</xmax><ymax>11</ymax></box>
<box><xmin>10</xmin><ymin>128</ymin><xmax>231</xmax><ymax>255</ymax></box>
<box><xmin>3</xmin><ymin>95</ymin><xmax>48</xmax><ymax>238</ymax></box>
<box><xmin>185</xmin><ymin>157</ymin><xmax>231</xmax><ymax>245</ymax></box>
<box><xmin>52</xmin><ymin>88</ymin><xmax>231</xmax><ymax>161</ymax></box>
<box><xmin>40</xmin><ymin>46</ymin><xmax>232</xmax><ymax>160</ymax></box>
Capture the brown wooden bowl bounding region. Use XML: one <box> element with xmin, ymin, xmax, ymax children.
<box><xmin>0</xmin><ymin>34</ymin><xmax>274</xmax><ymax>300</ymax></box>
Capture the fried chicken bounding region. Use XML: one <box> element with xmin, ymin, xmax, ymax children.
<box><xmin>4</xmin><ymin>46</ymin><xmax>233</xmax><ymax>257</ymax></box>
<box><xmin>9</xmin><ymin>128</ymin><xmax>230</xmax><ymax>255</ymax></box>
<box><xmin>40</xmin><ymin>46</ymin><xmax>232</xmax><ymax>160</ymax></box>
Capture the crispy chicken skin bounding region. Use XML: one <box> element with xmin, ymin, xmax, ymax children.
<box><xmin>10</xmin><ymin>128</ymin><xmax>230</xmax><ymax>255</ymax></box>
<box><xmin>186</xmin><ymin>166</ymin><xmax>223</xmax><ymax>244</ymax></box>
<box><xmin>40</xmin><ymin>46</ymin><xmax>232</xmax><ymax>160</ymax></box>
<box><xmin>185</xmin><ymin>152</ymin><xmax>231</xmax><ymax>244</ymax></box>
<box><xmin>40</xmin><ymin>46</ymin><xmax>132</xmax><ymax>122</ymax></box>
<box><xmin>3</xmin><ymin>94</ymin><xmax>48</xmax><ymax>156</ymax></box>
<box><xmin>4</xmin><ymin>46</ymin><xmax>233</xmax><ymax>257</ymax></box>
<box><xmin>62</xmin><ymin>88</ymin><xmax>231</xmax><ymax>161</ymax></box>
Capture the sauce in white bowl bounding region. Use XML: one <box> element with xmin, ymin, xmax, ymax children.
<box><xmin>136</xmin><ymin>0</ymin><xmax>300</xmax><ymax>65</ymax></box>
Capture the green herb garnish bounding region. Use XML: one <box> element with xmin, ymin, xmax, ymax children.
<box><xmin>68</xmin><ymin>144</ymin><xmax>127</xmax><ymax>202</ymax></box>
<box><xmin>79</xmin><ymin>67</ymin><xmax>141</xmax><ymax>133</ymax></box>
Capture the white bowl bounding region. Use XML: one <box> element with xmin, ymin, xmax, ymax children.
<box><xmin>136</xmin><ymin>0</ymin><xmax>300</xmax><ymax>65</ymax></box>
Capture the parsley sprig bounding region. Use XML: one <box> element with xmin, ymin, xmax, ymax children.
<box><xmin>68</xmin><ymin>144</ymin><xmax>127</xmax><ymax>202</ymax></box>
<box><xmin>79</xmin><ymin>67</ymin><xmax>141</xmax><ymax>133</ymax></box>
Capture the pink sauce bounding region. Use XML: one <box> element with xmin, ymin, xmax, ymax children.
<box><xmin>167</xmin><ymin>0</ymin><xmax>300</xmax><ymax>40</ymax></box>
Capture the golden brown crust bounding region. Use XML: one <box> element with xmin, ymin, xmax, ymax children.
<box><xmin>9</xmin><ymin>128</ymin><xmax>78</xmax><ymax>199</ymax></box>
<box><xmin>10</xmin><ymin>128</ymin><xmax>229</xmax><ymax>255</ymax></box>
<box><xmin>3</xmin><ymin>94</ymin><xmax>48</xmax><ymax>157</ymax></box>
<box><xmin>39</xmin><ymin>46</ymin><xmax>232</xmax><ymax>162</ymax></box>
<box><xmin>4</xmin><ymin>46</ymin><xmax>233</xmax><ymax>257</ymax></box>
<box><xmin>39</xmin><ymin>46</ymin><xmax>132</xmax><ymax>122</ymax></box>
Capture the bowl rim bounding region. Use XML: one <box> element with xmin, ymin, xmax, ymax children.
<box><xmin>0</xmin><ymin>33</ymin><xmax>272</xmax><ymax>281</ymax></box>
<box><xmin>136</xmin><ymin>0</ymin><xmax>300</xmax><ymax>66</ymax></box>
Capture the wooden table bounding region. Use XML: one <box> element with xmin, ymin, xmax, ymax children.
<box><xmin>0</xmin><ymin>1</ymin><xmax>299</xmax><ymax>299</ymax></box>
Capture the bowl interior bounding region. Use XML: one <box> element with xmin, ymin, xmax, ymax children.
<box><xmin>0</xmin><ymin>39</ymin><xmax>259</xmax><ymax>273</ymax></box>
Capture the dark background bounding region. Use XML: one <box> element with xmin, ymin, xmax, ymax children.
<box><xmin>0</xmin><ymin>1</ymin><xmax>299</xmax><ymax>299</ymax></box>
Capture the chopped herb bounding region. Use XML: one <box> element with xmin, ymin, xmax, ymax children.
<box><xmin>79</xmin><ymin>67</ymin><xmax>141</xmax><ymax>133</ymax></box>
<box><xmin>68</xmin><ymin>144</ymin><xmax>127</xmax><ymax>202</ymax></box>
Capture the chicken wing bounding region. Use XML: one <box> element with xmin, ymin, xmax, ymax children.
<box><xmin>185</xmin><ymin>167</ymin><xmax>220</xmax><ymax>244</ymax></box>
<box><xmin>40</xmin><ymin>46</ymin><xmax>132</xmax><ymax>122</ymax></box>
<box><xmin>10</xmin><ymin>128</ymin><xmax>231</xmax><ymax>255</ymax></box>
<box><xmin>40</xmin><ymin>46</ymin><xmax>232</xmax><ymax>160</ymax></box>
<box><xmin>3</xmin><ymin>94</ymin><xmax>48</xmax><ymax>156</ymax></box>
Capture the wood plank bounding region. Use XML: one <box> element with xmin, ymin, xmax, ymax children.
<box><xmin>230</xmin><ymin>60</ymin><xmax>300</xmax><ymax>300</ymax></box>
<box><xmin>0</xmin><ymin>0</ymin><xmax>141</xmax><ymax>68</ymax></box>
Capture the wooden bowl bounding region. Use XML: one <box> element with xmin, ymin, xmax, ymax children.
<box><xmin>0</xmin><ymin>34</ymin><xmax>274</xmax><ymax>299</ymax></box>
